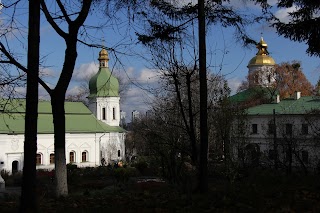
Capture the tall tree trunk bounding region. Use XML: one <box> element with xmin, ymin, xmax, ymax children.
<box><xmin>20</xmin><ymin>0</ymin><xmax>40</xmax><ymax>211</ymax></box>
<box><xmin>51</xmin><ymin>94</ymin><xmax>68</xmax><ymax>197</ymax></box>
<box><xmin>198</xmin><ymin>0</ymin><xmax>208</xmax><ymax>193</ymax></box>
<box><xmin>50</xmin><ymin>37</ymin><xmax>78</xmax><ymax>197</ymax></box>
<box><xmin>186</xmin><ymin>73</ymin><xmax>198</xmax><ymax>164</ymax></box>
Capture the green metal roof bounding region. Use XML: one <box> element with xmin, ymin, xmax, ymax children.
<box><xmin>88</xmin><ymin>67</ymin><xmax>119</xmax><ymax>98</ymax></box>
<box><xmin>247</xmin><ymin>96</ymin><xmax>320</xmax><ymax>115</ymax></box>
<box><xmin>0</xmin><ymin>100</ymin><xmax>124</xmax><ymax>134</ymax></box>
<box><xmin>229</xmin><ymin>87</ymin><xmax>275</xmax><ymax>103</ymax></box>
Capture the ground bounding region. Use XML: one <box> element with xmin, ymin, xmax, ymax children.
<box><xmin>1</xmin><ymin>167</ymin><xmax>320</xmax><ymax>212</ymax></box>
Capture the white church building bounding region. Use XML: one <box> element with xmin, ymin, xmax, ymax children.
<box><xmin>231</xmin><ymin>38</ymin><xmax>320</xmax><ymax>171</ymax></box>
<box><xmin>0</xmin><ymin>48</ymin><xmax>125</xmax><ymax>173</ymax></box>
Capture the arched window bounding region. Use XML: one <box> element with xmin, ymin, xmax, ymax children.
<box><xmin>36</xmin><ymin>153</ymin><xmax>42</xmax><ymax>165</ymax></box>
<box><xmin>12</xmin><ymin>160</ymin><xmax>19</xmax><ymax>174</ymax></box>
<box><xmin>82</xmin><ymin>151</ymin><xmax>88</xmax><ymax>162</ymax></box>
<box><xmin>50</xmin><ymin>153</ymin><xmax>55</xmax><ymax>164</ymax></box>
<box><xmin>118</xmin><ymin>150</ymin><xmax>121</xmax><ymax>157</ymax></box>
<box><xmin>69</xmin><ymin>151</ymin><xmax>75</xmax><ymax>163</ymax></box>
<box><xmin>113</xmin><ymin>107</ymin><xmax>116</xmax><ymax>120</ymax></box>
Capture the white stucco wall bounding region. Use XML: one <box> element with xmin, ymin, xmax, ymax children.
<box><xmin>237</xmin><ymin>114</ymin><xmax>320</xmax><ymax>169</ymax></box>
<box><xmin>0</xmin><ymin>132</ymin><xmax>125</xmax><ymax>173</ymax></box>
<box><xmin>88</xmin><ymin>97</ymin><xmax>120</xmax><ymax>126</ymax></box>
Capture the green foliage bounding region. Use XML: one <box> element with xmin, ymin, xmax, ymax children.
<box><xmin>67</xmin><ymin>163</ymin><xmax>78</xmax><ymax>171</ymax></box>
<box><xmin>273</xmin><ymin>1</ymin><xmax>320</xmax><ymax>56</ymax></box>
<box><xmin>113</xmin><ymin>167</ymin><xmax>138</xmax><ymax>185</ymax></box>
<box><xmin>0</xmin><ymin>170</ymin><xmax>10</xmax><ymax>181</ymax></box>
<box><xmin>132</xmin><ymin>159</ymin><xmax>148</xmax><ymax>174</ymax></box>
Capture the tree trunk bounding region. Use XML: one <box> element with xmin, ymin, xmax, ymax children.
<box><xmin>186</xmin><ymin>73</ymin><xmax>198</xmax><ymax>164</ymax></box>
<box><xmin>198</xmin><ymin>0</ymin><xmax>208</xmax><ymax>193</ymax></box>
<box><xmin>20</xmin><ymin>0</ymin><xmax>40</xmax><ymax>211</ymax></box>
<box><xmin>51</xmin><ymin>95</ymin><xmax>68</xmax><ymax>197</ymax></box>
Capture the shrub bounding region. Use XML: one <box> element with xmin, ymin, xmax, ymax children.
<box><xmin>67</xmin><ymin>163</ymin><xmax>78</xmax><ymax>171</ymax></box>
<box><xmin>1</xmin><ymin>169</ymin><xmax>10</xmax><ymax>181</ymax></box>
<box><xmin>113</xmin><ymin>167</ymin><xmax>138</xmax><ymax>184</ymax></box>
<box><xmin>133</xmin><ymin>159</ymin><xmax>148</xmax><ymax>174</ymax></box>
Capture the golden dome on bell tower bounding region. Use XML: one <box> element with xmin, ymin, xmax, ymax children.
<box><xmin>98</xmin><ymin>48</ymin><xmax>109</xmax><ymax>68</ymax></box>
<box><xmin>248</xmin><ymin>37</ymin><xmax>275</xmax><ymax>67</ymax></box>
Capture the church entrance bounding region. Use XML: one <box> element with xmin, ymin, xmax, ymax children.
<box><xmin>12</xmin><ymin>160</ymin><xmax>18</xmax><ymax>174</ymax></box>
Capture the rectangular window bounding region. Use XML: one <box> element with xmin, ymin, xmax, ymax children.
<box><xmin>268</xmin><ymin>149</ymin><xmax>275</xmax><ymax>160</ymax></box>
<box><xmin>285</xmin><ymin>150</ymin><xmax>291</xmax><ymax>162</ymax></box>
<box><xmin>302</xmin><ymin>151</ymin><xmax>309</xmax><ymax>164</ymax></box>
<box><xmin>102</xmin><ymin>107</ymin><xmax>106</xmax><ymax>120</ymax></box>
<box><xmin>286</xmin><ymin>124</ymin><xmax>293</xmax><ymax>136</ymax></box>
<box><xmin>268</xmin><ymin>124</ymin><xmax>275</xmax><ymax>135</ymax></box>
<box><xmin>238</xmin><ymin>149</ymin><xmax>244</xmax><ymax>159</ymax></box>
<box><xmin>113</xmin><ymin>107</ymin><xmax>116</xmax><ymax>120</ymax></box>
<box><xmin>251</xmin><ymin>124</ymin><xmax>258</xmax><ymax>134</ymax></box>
<box><xmin>118</xmin><ymin>150</ymin><xmax>121</xmax><ymax>157</ymax></box>
<box><xmin>301</xmin><ymin>124</ymin><xmax>308</xmax><ymax>135</ymax></box>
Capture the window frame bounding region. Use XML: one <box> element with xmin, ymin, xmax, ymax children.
<box><xmin>268</xmin><ymin>123</ymin><xmax>275</xmax><ymax>135</ymax></box>
<box><xmin>69</xmin><ymin>151</ymin><xmax>76</xmax><ymax>163</ymax></box>
<box><xmin>301</xmin><ymin>150</ymin><xmax>309</xmax><ymax>164</ymax></box>
<box><xmin>113</xmin><ymin>107</ymin><xmax>116</xmax><ymax>120</ymax></box>
<box><xmin>36</xmin><ymin>153</ymin><xmax>42</xmax><ymax>165</ymax></box>
<box><xmin>251</xmin><ymin>124</ymin><xmax>258</xmax><ymax>134</ymax></box>
<box><xmin>82</xmin><ymin>151</ymin><xmax>88</xmax><ymax>162</ymax></box>
<box><xmin>301</xmin><ymin>124</ymin><xmax>308</xmax><ymax>135</ymax></box>
<box><xmin>285</xmin><ymin>123</ymin><xmax>293</xmax><ymax>136</ymax></box>
<box><xmin>50</xmin><ymin>153</ymin><xmax>55</xmax><ymax>164</ymax></box>
<box><xmin>102</xmin><ymin>107</ymin><xmax>106</xmax><ymax>120</ymax></box>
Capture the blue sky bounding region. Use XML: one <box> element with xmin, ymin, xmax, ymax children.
<box><xmin>1</xmin><ymin>0</ymin><xmax>319</xmax><ymax>120</ymax></box>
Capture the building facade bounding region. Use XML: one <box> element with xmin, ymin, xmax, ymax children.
<box><xmin>0</xmin><ymin>48</ymin><xmax>125</xmax><ymax>173</ymax></box>
<box><xmin>231</xmin><ymin>38</ymin><xmax>320</xmax><ymax>171</ymax></box>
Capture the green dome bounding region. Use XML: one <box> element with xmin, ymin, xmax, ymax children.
<box><xmin>89</xmin><ymin>67</ymin><xmax>119</xmax><ymax>97</ymax></box>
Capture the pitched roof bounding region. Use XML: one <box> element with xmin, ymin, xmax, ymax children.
<box><xmin>229</xmin><ymin>87</ymin><xmax>275</xmax><ymax>103</ymax></box>
<box><xmin>247</xmin><ymin>96</ymin><xmax>320</xmax><ymax>115</ymax></box>
<box><xmin>0</xmin><ymin>99</ymin><xmax>124</xmax><ymax>134</ymax></box>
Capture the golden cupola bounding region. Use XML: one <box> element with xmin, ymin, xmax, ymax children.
<box><xmin>98</xmin><ymin>48</ymin><xmax>109</xmax><ymax>67</ymax></box>
<box><xmin>248</xmin><ymin>37</ymin><xmax>276</xmax><ymax>67</ymax></box>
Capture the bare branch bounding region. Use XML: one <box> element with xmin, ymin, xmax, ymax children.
<box><xmin>56</xmin><ymin>0</ymin><xmax>72</xmax><ymax>24</ymax></box>
<box><xmin>40</xmin><ymin>0</ymin><xmax>67</xmax><ymax>39</ymax></box>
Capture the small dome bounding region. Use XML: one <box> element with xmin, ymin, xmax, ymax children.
<box><xmin>99</xmin><ymin>48</ymin><xmax>109</xmax><ymax>61</ymax></box>
<box><xmin>248</xmin><ymin>37</ymin><xmax>275</xmax><ymax>67</ymax></box>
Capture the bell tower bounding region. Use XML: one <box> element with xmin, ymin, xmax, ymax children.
<box><xmin>247</xmin><ymin>37</ymin><xmax>276</xmax><ymax>88</ymax></box>
<box><xmin>88</xmin><ymin>48</ymin><xmax>120</xmax><ymax>126</ymax></box>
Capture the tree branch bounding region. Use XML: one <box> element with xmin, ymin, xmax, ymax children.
<box><xmin>73</xmin><ymin>0</ymin><xmax>93</xmax><ymax>28</ymax></box>
<box><xmin>56</xmin><ymin>0</ymin><xmax>71</xmax><ymax>24</ymax></box>
<box><xmin>0</xmin><ymin>42</ymin><xmax>52</xmax><ymax>94</ymax></box>
<box><xmin>40</xmin><ymin>0</ymin><xmax>67</xmax><ymax>39</ymax></box>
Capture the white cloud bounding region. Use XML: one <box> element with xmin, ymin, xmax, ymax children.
<box><xmin>136</xmin><ymin>68</ymin><xmax>160</xmax><ymax>84</ymax></box>
<box><xmin>274</xmin><ymin>6</ymin><xmax>297</xmax><ymax>24</ymax></box>
<box><xmin>40</xmin><ymin>67</ymin><xmax>56</xmax><ymax>78</ymax></box>
<box><xmin>73</xmin><ymin>62</ymin><xmax>99</xmax><ymax>82</ymax></box>
<box><xmin>228</xmin><ymin>77</ymin><xmax>242</xmax><ymax>95</ymax></box>
<box><xmin>67</xmin><ymin>85</ymin><xmax>86</xmax><ymax>96</ymax></box>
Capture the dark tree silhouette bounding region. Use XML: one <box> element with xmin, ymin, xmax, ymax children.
<box><xmin>273</xmin><ymin>1</ymin><xmax>320</xmax><ymax>57</ymax></box>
